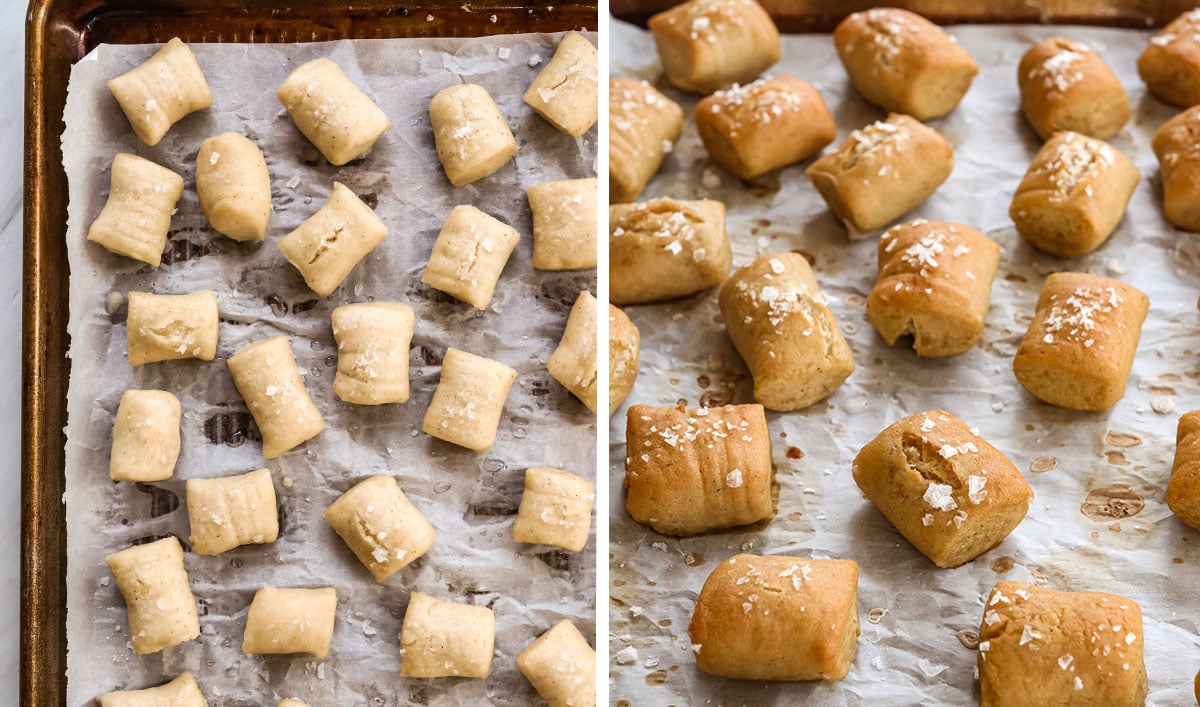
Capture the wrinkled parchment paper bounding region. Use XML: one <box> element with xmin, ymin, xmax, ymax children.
<box><xmin>611</xmin><ymin>20</ymin><xmax>1199</xmax><ymax>705</ymax></box>
<box><xmin>63</xmin><ymin>32</ymin><xmax>596</xmax><ymax>706</ymax></box>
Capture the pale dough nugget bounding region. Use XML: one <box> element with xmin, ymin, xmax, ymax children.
<box><xmin>548</xmin><ymin>291</ymin><xmax>598</xmax><ymax>413</ymax></box>
<box><xmin>694</xmin><ymin>75</ymin><xmax>835</xmax><ymax>181</ymax></box>
<box><xmin>278</xmin><ymin>701</ymin><xmax>308</xmax><ymax>707</ymax></box>
<box><xmin>608</xmin><ymin>304</ymin><xmax>640</xmax><ymax>418</ymax></box>
<box><xmin>517</xmin><ymin>620</ymin><xmax>596</xmax><ymax>707</ymax></box>
<box><xmin>852</xmin><ymin>411</ymin><xmax>1033</xmax><ymax>569</ymax></box>
<box><xmin>430</xmin><ymin>83</ymin><xmax>517</xmax><ymax>186</ymax></box>
<box><xmin>227</xmin><ymin>336</ymin><xmax>325</xmax><ymax>458</ymax></box>
<box><xmin>718</xmin><ymin>252</ymin><xmax>854</xmax><ymax>410</ymax></box>
<box><xmin>1018</xmin><ymin>37</ymin><xmax>1130</xmax><ymax>140</ymax></box>
<box><xmin>867</xmin><ymin>219</ymin><xmax>1001</xmax><ymax>357</ymax></box>
<box><xmin>421</xmin><ymin>348</ymin><xmax>517</xmax><ymax>452</ymax></box>
<box><xmin>1139</xmin><ymin>9</ymin><xmax>1200</xmax><ymax>108</ymax></box>
<box><xmin>105</xmin><ymin>536</ymin><xmax>200</xmax><ymax>654</ymax></box>
<box><xmin>609</xmin><ymin>197</ymin><xmax>731</xmax><ymax>305</ymax></box>
<box><xmin>1151</xmin><ymin>106</ymin><xmax>1200</xmax><ymax>232</ymax></box>
<box><xmin>97</xmin><ymin>672</ymin><xmax>207</xmax><ymax>707</ymax></box>
<box><xmin>86</xmin><ymin>153</ymin><xmax>184</xmax><ymax>267</ymax></box>
<box><xmin>323</xmin><ymin>474</ymin><xmax>436</xmax><ymax>582</ymax></box>
<box><xmin>689</xmin><ymin>554</ymin><xmax>860</xmax><ymax>681</ymax></box>
<box><xmin>833</xmin><ymin>8</ymin><xmax>978</xmax><ymax>120</ymax></box>
<box><xmin>243</xmin><ymin>586</ymin><xmax>337</xmax><ymax>658</ymax></box>
<box><xmin>806</xmin><ymin>114</ymin><xmax>953</xmax><ymax>234</ymax></box>
<box><xmin>1010</xmin><ymin>131</ymin><xmax>1138</xmax><ymax>257</ymax></box>
<box><xmin>609</xmin><ymin>78</ymin><xmax>683</xmax><ymax>203</ymax></box>
<box><xmin>400</xmin><ymin>592</ymin><xmax>496</xmax><ymax>678</ymax></box>
<box><xmin>523</xmin><ymin>31</ymin><xmax>598</xmax><ymax>136</ymax></box>
<box><xmin>126</xmin><ymin>290</ymin><xmax>219</xmax><ymax>367</ymax></box>
<box><xmin>527</xmin><ymin>177</ymin><xmax>598</xmax><ymax>271</ymax></box>
<box><xmin>107</xmin><ymin>37</ymin><xmax>211</xmax><ymax>146</ymax></box>
<box><xmin>186</xmin><ymin>468</ymin><xmax>279</xmax><ymax>555</ymax></box>
<box><xmin>277</xmin><ymin>57</ymin><xmax>391</xmax><ymax>165</ymax></box>
<box><xmin>109</xmin><ymin>389</ymin><xmax>180</xmax><ymax>482</ymax></box>
<box><xmin>421</xmin><ymin>205</ymin><xmax>520</xmax><ymax>310</ymax></box>
<box><xmin>1166</xmin><ymin>410</ymin><xmax>1200</xmax><ymax>531</ymax></box>
<box><xmin>195</xmin><ymin>132</ymin><xmax>271</xmax><ymax>241</ymax></box>
<box><xmin>513</xmin><ymin>467</ymin><xmax>595</xmax><ymax>552</ymax></box>
<box><xmin>331</xmin><ymin>302</ymin><xmax>415</xmax><ymax>405</ymax></box>
<box><xmin>647</xmin><ymin>0</ymin><xmax>781</xmax><ymax>94</ymax></box>
<box><xmin>978</xmin><ymin>581</ymin><xmax>1147</xmax><ymax>706</ymax></box>
<box><xmin>278</xmin><ymin>182</ymin><xmax>389</xmax><ymax>297</ymax></box>
<box><xmin>624</xmin><ymin>403</ymin><xmax>773</xmax><ymax>536</ymax></box>
<box><xmin>1013</xmin><ymin>273</ymin><xmax>1148</xmax><ymax>411</ymax></box>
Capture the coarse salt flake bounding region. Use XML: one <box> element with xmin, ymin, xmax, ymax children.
<box><xmin>968</xmin><ymin>475</ymin><xmax>988</xmax><ymax>504</ymax></box>
<box><xmin>924</xmin><ymin>483</ymin><xmax>958</xmax><ymax>512</ymax></box>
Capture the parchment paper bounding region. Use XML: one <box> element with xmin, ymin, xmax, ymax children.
<box><xmin>62</xmin><ymin>33</ymin><xmax>596</xmax><ymax>706</ymax></box>
<box><xmin>611</xmin><ymin>20</ymin><xmax>1199</xmax><ymax>706</ymax></box>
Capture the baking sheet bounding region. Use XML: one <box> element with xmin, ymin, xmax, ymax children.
<box><xmin>62</xmin><ymin>33</ymin><xmax>596</xmax><ymax>706</ymax></box>
<box><xmin>610</xmin><ymin>19</ymin><xmax>1199</xmax><ymax>706</ymax></box>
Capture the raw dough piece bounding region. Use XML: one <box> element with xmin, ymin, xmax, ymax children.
<box><xmin>833</xmin><ymin>8</ymin><xmax>978</xmax><ymax>120</ymax></box>
<box><xmin>527</xmin><ymin>177</ymin><xmax>598</xmax><ymax>271</ymax></box>
<box><xmin>1018</xmin><ymin>37</ymin><xmax>1130</xmax><ymax>140</ymax></box>
<box><xmin>109</xmin><ymin>389</ymin><xmax>180</xmax><ymax>482</ymax></box>
<box><xmin>866</xmin><ymin>219</ymin><xmax>1001</xmax><ymax>357</ymax></box>
<box><xmin>1012</xmin><ymin>273</ymin><xmax>1148</xmax><ymax>411</ymax></box>
<box><xmin>548</xmin><ymin>291</ymin><xmax>599</xmax><ymax>413</ymax></box>
<box><xmin>430</xmin><ymin>83</ymin><xmax>517</xmax><ymax>186</ymax></box>
<box><xmin>186</xmin><ymin>468</ymin><xmax>279</xmax><ymax>555</ymax></box>
<box><xmin>513</xmin><ymin>467</ymin><xmax>595</xmax><ymax>552</ymax></box>
<box><xmin>323</xmin><ymin>474</ymin><xmax>436</xmax><ymax>582</ymax></box>
<box><xmin>107</xmin><ymin>38</ymin><xmax>211</xmax><ymax>146</ymax></box>
<box><xmin>624</xmin><ymin>403</ymin><xmax>773</xmax><ymax>536</ymax></box>
<box><xmin>978</xmin><ymin>582</ymin><xmax>1147</xmax><ymax>706</ymax></box>
<box><xmin>1139</xmin><ymin>9</ymin><xmax>1200</xmax><ymax>107</ymax></box>
<box><xmin>421</xmin><ymin>348</ymin><xmax>517</xmax><ymax>452</ymax></box>
<box><xmin>195</xmin><ymin>132</ymin><xmax>271</xmax><ymax>241</ymax></box>
<box><xmin>689</xmin><ymin>554</ymin><xmax>860</xmax><ymax>681</ymax></box>
<box><xmin>86</xmin><ymin>153</ymin><xmax>184</xmax><ymax>267</ymax></box>
<box><xmin>105</xmin><ymin>536</ymin><xmax>200</xmax><ymax>654</ymax></box>
<box><xmin>96</xmin><ymin>672</ymin><xmax>207</xmax><ymax>707</ymax></box>
<box><xmin>278</xmin><ymin>701</ymin><xmax>309</xmax><ymax>707</ymax></box>
<box><xmin>1009</xmin><ymin>131</ymin><xmax>1138</xmax><ymax>257</ymax></box>
<box><xmin>608</xmin><ymin>304</ymin><xmax>640</xmax><ymax>418</ymax></box>
<box><xmin>277</xmin><ymin>57</ymin><xmax>391</xmax><ymax>165</ymax></box>
<box><xmin>125</xmin><ymin>290</ymin><xmax>219</xmax><ymax>366</ymax></box>
<box><xmin>331</xmin><ymin>302</ymin><xmax>415</xmax><ymax>405</ymax></box>
<box><xmin>805</xmin><ymin>114</ymin><xmax>953</xmax><ymax>233</ymax></box>
<box><xmin>242</xmin><ymin>586</ymin><xmax>337</xmax><ymax>658</ymax></box>
<box><xmin>278</xmin><ymin>182</ymin><xmax>389</xmax><ymax>297</ymax></box>
<box><xmin>609</xmin><ymin>197</ymin><xmax>730</xmax><ymax>305</ymax></box>
<box><xmin>399</xmin><ymin>592</ymin><xmax>496</xmax><ymax>678</ymax></box>
<box><xmin>517</xmin><ymin>621</ymin><xmax>596</xmax><ymax>707</ymax></box>
<box><xmin>523</xmin><ymin>32</ymin><xmax>598</xmax><ymax>136</ymax></box>
<box><xmin>227</xmin><ymin>336</ymin><xmax>325</xmax><ymax>458</ymax></box>
<box><xmin>718</xmin><ymin>252</ymin><xmax>854</xmax><ymax>410</ymax></box>
<box><xmin>694</xmin><ymin>75</ymin><xmax>835</xmax><ymax>180</ymax></box>
<box><xmin>421</xmin><ymin>205</ymin><xmax>520</xmax><ymax>310</ymax></box>
<box><xmin>647</xmin><ymin>0</ymin><xmax>781</xmax><ymax>94</ymax></box>
<box><xmin>852</xmin><ymin>410</ymin><xmax>1033</xmax><ymax>568</ymax></box>
<box><xmin>609</xmin><ymin>78</ymin><xmax>683</xmax><ymax>203</ymax></box>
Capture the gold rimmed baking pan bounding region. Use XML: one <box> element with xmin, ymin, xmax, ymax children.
<box><xmin>22</xmin><ymin>2</ymin><xmax>594</xmax><ymax>703</ymax></box>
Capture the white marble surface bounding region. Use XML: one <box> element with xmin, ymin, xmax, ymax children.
<box><xmin>1</xmin><ymin>0</ymin><xmax>24</xmax><ymax>697</ymax></box>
